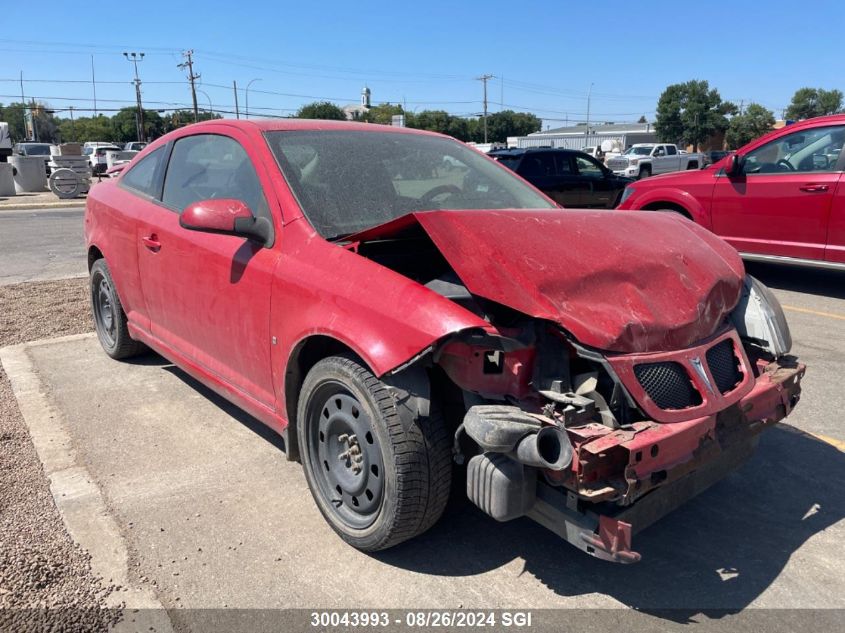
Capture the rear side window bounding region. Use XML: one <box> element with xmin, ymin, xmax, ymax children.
<box><xmin>519</xmin><ymin>153</ymin><xmax>557</xmax><ymax>178</ymax></box>
<box><xmin>666</xmin><ymin>145</ymin><xmax>677</xmax><ymax>156</ymax></box>
<box><xmin>161</xmin><ymin>134</ymin><xmax>268</xmax><ymax>218</ymax></box>
<box><xmin>121</xmin><ymin>146</ymin><xmax>165</xmax><ymax>198</ymax></box>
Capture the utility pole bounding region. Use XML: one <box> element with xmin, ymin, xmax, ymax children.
<box><xmin>123</xmin><ymin>52</ymin><xmax>145</xmax><ymax>142</ymax></box>
<box><xmin>476</xmin><ymin>74</ymin><xmax>494</xmax><ymax>144</ymax></box>
<box><xmin>233</xmin><ymin>80</ymin><xmax>240</xmax><ymax>119</ymax></box>
<box><xmin>91</xmin><ymin>55</ymin><xmax>98</xmax><ymax>117</ymax></box>
<box><xmin>178</xmin><ymin>50</ymin><xmax>200</xmax><ymax>122</ymax></box>
<box><xmin>20</xmin><ymin>71</ymin><xmax>30</xmax><ymax>140</ymax></box>
<box><xmin>586</xmin><ymin>82</ymin><xmax>594</xmax><ymax>130</ymax></box>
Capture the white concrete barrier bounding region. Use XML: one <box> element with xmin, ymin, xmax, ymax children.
<box><xmin>0</xmin><ymin>163</ymin><xmax>15</xmax><ymax>196</ymax></box>
<box><xmin>9</xmin><ymin>156</ymin><xmax>48</xmax><ymax>193</ymax></box>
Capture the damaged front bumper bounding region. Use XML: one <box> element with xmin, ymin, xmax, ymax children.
<box><xmin>464</xmin><ymin>356</ymin><xmax>805</xmax><ymax>563</ymax></box>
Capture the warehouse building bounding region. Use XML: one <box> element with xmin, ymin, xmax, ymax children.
<box><xmin>509</xmin><ymin>122</ymin><xmax>658</xmax><ymax>151</ymax></box>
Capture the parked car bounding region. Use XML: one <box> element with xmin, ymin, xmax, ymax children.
<box><xmin>489</xmin><ymin>147</ymin><xmax>633</xmax><ymax>208</ymax></box>
<box><xmin>606</xmin><ymin>143</ymin><xmax>703</xmax><ymax>179</ymax></box>
<box><xmin>124</xmin><ymin>141</ymin><xmax>148</xmax><ymax>152</ymax></box>
<box><xmin>616</xmin><ymin>114</ymin><xmax>845</xmax><ymax>269</ymax></box>
<box><xmin>85</xmin><ymin>119</ymin><xmax>803</xmax><ymax>562</ymax></box>
<box><xmin>13</xmin><ymin>142</ymin><xmax>54</xmax><ymax>174</ymax></box>
<box><xmin>84</xmin><ymin>143</ymin><xmax>123</xmax><ymax>175</ymax></box>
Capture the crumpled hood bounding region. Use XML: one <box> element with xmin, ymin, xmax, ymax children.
<box><xmin>349</xmin><ymin>209</ymin><xmax>745</xmax><ymax>353</ymax></box>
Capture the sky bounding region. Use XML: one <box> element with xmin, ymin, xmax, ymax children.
<box><xmin>2</xmin><ymin>0</ymin><xmax>843</xmax><ymax>129</ymax></box>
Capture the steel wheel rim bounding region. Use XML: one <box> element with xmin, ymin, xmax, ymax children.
<box><xmin>92</xmin><ymin>273</ymin><xmax>117</xmax><ymax>347</ymax></box>
<box><xmin>306</xmin><ymin>382</ymin><xmax>384</xmax><ymax>530</ymax></box>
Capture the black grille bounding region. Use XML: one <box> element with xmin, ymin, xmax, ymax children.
<box><xmin>634</xmin><ymin>362</ymin><xmax>702</xmax><ymax>410</ymax></box>
<box><xmin>706</xmin><ymin>339</ymin><xmax>742</xmax><ymax>394</ymax></box>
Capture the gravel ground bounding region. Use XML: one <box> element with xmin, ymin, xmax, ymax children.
<box><xmin>0</xmin><ymin>277</ymin><xmax>120</xmax><ymax>632</ymax></box>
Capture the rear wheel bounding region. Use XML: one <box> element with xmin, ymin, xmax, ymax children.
<box><xmin>90</xmin><ymin>259</ymin><xmax>146</xmax><ymax>359</ymax></box>
<box><xmin>297</xmin><ymin>355</ymin><xmax>451</xmax><ymax>551</ymax></box>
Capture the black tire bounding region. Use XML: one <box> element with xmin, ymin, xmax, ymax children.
<box><xmin>89</xmin><ymin>259</ymin><xmax>146</xmax><ymax>359</ymax></box>
<box><xmin>638</xmin><ymin>165</ymin><xmax>652</xmax><ymax>179</ymax></box>
<box><xmin>297</xmin><ymin>355</ymin><xmax>451</xmax><ymax>551</ymax></box>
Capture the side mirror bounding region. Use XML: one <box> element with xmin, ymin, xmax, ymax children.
<box><xmin>724</xmin><ymin>154</ymin><xmax>742</xmax><ymax>177</ymax></box>
<box><xmin>180</xmin><ymin>199</ymin><xmax>271</xmax><ymax>245</ymax></box>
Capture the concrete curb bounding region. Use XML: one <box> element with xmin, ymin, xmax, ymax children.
<box><xmin>0</xmin><ymin>201</ymin><xmax>86</xmax><ymax>211</ymax></box>
<box><xmin>0</xmin><ymin>334</ymin><xmax>174</xmax><ymax>632</ymax></box>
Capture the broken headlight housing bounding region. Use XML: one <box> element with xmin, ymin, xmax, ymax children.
<box><xmin>730</xmin><ymin>275</ymin><xmax>792</xmax><ymax>357</ymax></box>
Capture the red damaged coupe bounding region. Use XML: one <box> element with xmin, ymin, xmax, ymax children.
<box><xmin>85</xmin><ymin>119</ymin><xmax>804</xmax><ymax>562</ymax></box>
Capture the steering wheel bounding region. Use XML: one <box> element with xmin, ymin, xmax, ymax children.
<box><xmin>776</xmin><ymin>158</ymin><xmax>796</xmax><ymax>171</ymax></box>
<box><xmin>420</xmin><ymin>184</ymin><xmax>461</xmax><ymax>204</ymax></box>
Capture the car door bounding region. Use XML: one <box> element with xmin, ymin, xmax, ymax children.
<box><xmin>664</xmin><ymin>144</ymin><xmax>682</xmax><ymax>172</ymax></box>
<box><xmin>136</xmin><ymin>131</ymin><xmax>281</xmax><ymax>407</ymax></box>
<box><xmin>710</xmin><ymin>124</ymin><xmax>845</xmax><ymax>260</ymax></box>
<box><xmin>518</xmin><ymin>152</ymin><xmax>581</xmax><ymax>206</ymax></box>
<box><xmin>573</xmin><ymin>154</ymin><xmax>617</xmax><ymax>207</ymax></box>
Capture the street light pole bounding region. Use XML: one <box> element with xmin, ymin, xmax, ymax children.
<box><xmin>586</xmin><ymin>82</ymin><xmax>594</xmax><ymax>130</ymax></box>
<box><xmin>196</xmin><ymin>89</ymin><xmax>213</xmax><ymax>116</ymax></box>
<box><xmin>123</xmin><ymin>52</ymin><xmax>145</xmax><ymax>142</ymax></box>
<box><xmin>246</xmin><ymin>78</ymin><xmax>262</xmax><ymax>119</ymax></box>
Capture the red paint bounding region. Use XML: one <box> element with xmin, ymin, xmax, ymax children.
<box><xmin>351</xmin><ymin>209</ymin><xmax>745</xmax><ymax>353</ymax></box>
<box><xmin>618</xmin><ymin>114</ymin><xmax>845</xmax><ymax>265</ymax></box>
<box><xmin>180</xmin><ymin>199</ymin><xmax>253</xmax><ymax>233</ymax></box>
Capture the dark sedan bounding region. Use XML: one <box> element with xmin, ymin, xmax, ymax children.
<box><xmin>489</xmin><ymin>147</ymin><xmax>633</xmax><ymax>208</ymax></box>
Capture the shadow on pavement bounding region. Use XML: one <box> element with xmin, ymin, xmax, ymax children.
<box><xmin>376</xmin><ymin>427</ymin><xmax>845</xmax><ymax>622</ymax></box>
<box><xmin>140</xmin><ymin>354</ymin><xmax>843</xmax><ymax>622</ymax></box>
<box><xmin>746</xmin><ymin>261</ymin><xmax>845</xmax><ymax>300</ymax></box>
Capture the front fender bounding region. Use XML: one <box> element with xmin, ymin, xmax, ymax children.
<box><xmin>270</xmin><ymin>220</ymin><xmax>490</xmax><ymax>423</ymax></box>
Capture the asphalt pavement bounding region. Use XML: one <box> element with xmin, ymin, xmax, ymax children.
<box><xmin>0</xmin><ymin>208</ymin><xmax>85</xmax><ymax>286</ymax></box>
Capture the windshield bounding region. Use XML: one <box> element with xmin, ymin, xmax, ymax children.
<box><xmin>22</xmin><ymin>144</ymin><xmax>51</xmax><ymax>155</ymax></box>
<box><xmin>624</xmin><ymin>146</ymin><xmax>654</xmax><ymax>156</ymax></box>
<box><xmin>265</xmin><ymin>130</ymin><xmax>555</xmax><ymax>239</ymax></box>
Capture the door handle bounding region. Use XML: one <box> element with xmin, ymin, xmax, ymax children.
<box><xmin>799</xmin><ymin>184</ymin><xmax>829</xmax><ymax>193</ymax></box>
<box><xmin>141</xmin><ymin>235</ymin><xmax>161</xmax><ymax>252</ymax></box>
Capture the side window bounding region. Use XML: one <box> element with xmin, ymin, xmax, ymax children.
<box><xmin>121</xmin><ymin>146</ymin><xmax>165</xmax><ymax>198</ymax></box>
<box><xmin>654</xmin><ymin>146</ymin><xmax>665</xmax><ymax>156</ymax></box>
<box><xmin>519</xmin><ymin>153</ymin><xmax>557</xmax><ymax>178</ymax></box>
<box><xmin>743</xmin><ymin>125</ymin><xmax>845</xmax><ymax>175</ymax></box>
<box><xmin>162</xmin><ymin>134</ymin><xmax>269</xmax><ymax>219</ymax></box>
<box><xmin>574</xmin><ymin>155</ymin><xmax>604</xmax><ymax>177</ymax></box>
<box><xmin>666</xmin><ymin>145</ymin><xmax>677</xmax><ymax>156</ymax></box>
<box><xmin>555</xmin><ymin>154</ymin><xmax>574</xmax><ymax>175</ymax></box>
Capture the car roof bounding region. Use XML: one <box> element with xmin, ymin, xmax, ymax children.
<box><xmin>184</xmin><ymin>117</ymin><xmax>448</xmax><ymax>139</ymax></box>
<box><xmin>488</xmin><ymin>147</ymin><xmax>584</xmax><ymax>156</ymax></box>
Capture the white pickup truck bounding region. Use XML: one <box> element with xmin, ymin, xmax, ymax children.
<box><xmin>606</xmin><ymin>143</ymin><xmax>703</xmax><ymax>179</ymax></box>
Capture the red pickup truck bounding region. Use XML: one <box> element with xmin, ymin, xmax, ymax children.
<box><xmin>616</xmin><ymin>114</ymin><xmax>845</xmax><ymax>269</ymax></box>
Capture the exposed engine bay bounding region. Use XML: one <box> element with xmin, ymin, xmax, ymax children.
<box><xmin>346</xmin><ymin>211</ymin><xmax>805</xmax><ymax>563</ymax></box>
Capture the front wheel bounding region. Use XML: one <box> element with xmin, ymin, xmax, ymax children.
<box><xmin>90</xmin><ymin>259</ymin><xmax>146</xmax><ymax>359</ymax></box>
<box><xmin>297</xmin><ymin>356</ymin><xmax>451</xmax><ymax>551</ymax></box>
<box><xmin>638</xmin><ymin>165</ymin><xmax>652</xmax><ymax>179</ymax></box>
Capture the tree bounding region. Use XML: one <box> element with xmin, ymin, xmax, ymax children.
<box><xmin>472</xmin><ymin>110</ymin><xmax>541</xmax><ymax>143</ymax></box>
<box><xmin>111</xmin><ymin>107</ymin><xmax>164</xmax><ymax>143</ymax></box>
<box><xmin>296</xmin><ymin>101</ymin><xmax>347</xmax><ymax>120</ymax></box>
<box><xmin>637</xmin><ymin>115</ymin><xmax>648</xmax><ymax>124</ymax></box>
<box><xmin>785</xmin><ymin>88</ymin><xmax>844</xmax><ymax>120</ymax></box>
<box><xmin>362</xmin><ymin>102</ymin><xmax>404</xmax><ymax>125</ymax></box>
<box><xmin>408</xmin><ymin>110</ymin><xmax>460</xmax><ymax>138</ymax></box>
<box><xmin>163</xmin><ymin>110</ymin><xmax>222</xmax><ymax>133</ymax></box>
<box><xmin>654</xmin><ymin>80</ymin><xmax>735</xmax><ymax>150</ymax></box>
<box><xmin>725</xmin><ymin>103</ymin><xmax>775</xmax><ymax>149</ymax></box>
<box><xmin>0</xmin><ymin>101</ymin><xmax>61</xmax><ymax>142</ymax></box>
<box><xmin>57</xmin><ymin>115</ymin><xmax>115</xmax><ymax>143</ymax></box>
